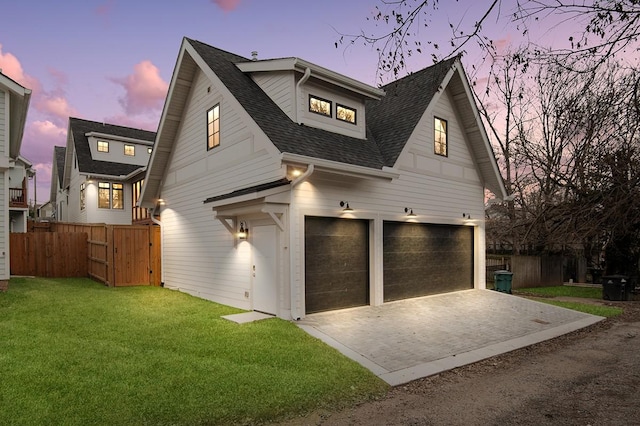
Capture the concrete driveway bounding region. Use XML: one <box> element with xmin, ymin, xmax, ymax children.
<box><xmin>297</xmin><ymin>289</ymin><xmax>604</xmax><ymax>386</ymax></box>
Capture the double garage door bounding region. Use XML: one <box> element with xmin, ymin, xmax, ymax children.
<box><xmin>305</xmin><ymin>217</ymin><xmax>474</xmax><ymax>313</ymax></box>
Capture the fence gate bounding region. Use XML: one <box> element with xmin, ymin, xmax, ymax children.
<box><xmin>112</xmin><ymin>225</ymin><xmax>161</xmax><ymax>287</ymax></box>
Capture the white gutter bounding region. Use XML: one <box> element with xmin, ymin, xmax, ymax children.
<box><xmin>295</xmin><ymin>67</ymin><xmax>311</xmax><ymax>121</ymax></box>
<box><xmin>82</xmin><ymin>167</ymin><xmax>146</xmax><ymax>182</ymax></box>
<box><xmin>85</xmin><ymin>131</ymin><xmax>154</xmax><ymax>146</ymax></box>
<box><xmin>282</xmin><ymin>153</ymin><xmax>399</xmax><ymax>180</ymax></box>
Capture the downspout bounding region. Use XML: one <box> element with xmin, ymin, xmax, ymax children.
<box><xmin>295</xmin><ymin>67</ymin><xmax>311</xmax><ymax>121</ymax></box>
<box><xmin>289</xmin><ymin>164</ymin><xmax>314</xmax><ymax>320</ymax></box>
<box><xmin>150</xmin><ymin>204</ymin><xmax>164</xmax><ymax>287</ymax></box>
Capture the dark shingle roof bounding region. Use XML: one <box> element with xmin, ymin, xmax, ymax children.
<box><xmin>366</xmin><ymin>56</ymin><xmax>459</xmax><ymax>166</ymax></box>
<box><xmin>203</xmin><ymin>178</ymin><xmax>291</xmax><ymax>204</ymax></box>
<box><xmin>187</xmin><ymin>39</ymin><xmax>387</xmax><ymax>169</ymax></box>
<box><xmin>69</xmin><ymin>117</ymin><xmax>156</xmax><ymax>176</ymax></box>
<box><xmin>54</xmin><ymin>146</ymin><xmax>66</xmax><ymax>186</ymax></box>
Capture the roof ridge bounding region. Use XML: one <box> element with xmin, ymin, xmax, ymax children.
<box><xmin>379</xmin><ymin>55</ymin><xmax>459</xmax><ymax>88</ymax></box>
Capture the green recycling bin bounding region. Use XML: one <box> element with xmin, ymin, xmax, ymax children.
<box><xmin>494</xmin><ymin>270</ymin><xmax>513</xmax><ymax>294</ymax></box>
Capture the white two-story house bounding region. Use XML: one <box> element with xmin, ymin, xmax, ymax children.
<box><xmin>58</xmin><ymin>117</ymin><xmax>155</xmax><ymax>224</ymax></box>
<box><xmin>1</xmin><ymin>70</ymin><xmax>31</xmax><ymax>286</ymax></box>
<box><xmin>140</xmin><ymin>38</ymin><xmax>507</xmax><ymax>319</ymax></box>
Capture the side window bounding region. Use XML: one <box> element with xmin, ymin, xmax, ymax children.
<box><xmin>80</xmin><ymin>183</ymin><xmax>85</xmax><ymax>210</ymax></box>
<box><xmin>434</xmin><ymin>117</ymin><xmax>448</xmax><ymax>157</ymax></box>
<box><xmin>207</xmin><ymin>104</ymin><xmax>220</xmax><ymax>150</ymax></box>
<box><xmin>336</xmin><ymin>104</ymin><xmax>356</xmax><ymax>124</ymax></box>
<box><xmin>98</xmin><ymin>182</ymin><xmax>110</xmax><ymax>209</ymax></box>
<box><xmin>124</xmin><ymin>144</ymin><xmax>135</xmax><ymax>156</ymax></box>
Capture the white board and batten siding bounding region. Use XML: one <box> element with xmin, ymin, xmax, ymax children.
<box><xmin>159</xmin><ymin>68</ymin><xmax>283</xmax><ymax>308</ymax></box>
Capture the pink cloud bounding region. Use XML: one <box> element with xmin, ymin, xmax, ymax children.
<box><xmin>22</xmin><ymin>120</ymin><xmax>67</xmax><ymax>165</ymax></box>
<box><xmin>32</xmin><ymin>162</ymin><xmax>53</xmax><ymax>205</ymax></box>
<box><xmin>211</xmin><ymin>0</ymin><xmax>241</xmax><ymax>12</ymax></box>
<box><xmin>111</xmin><ymin>60</ymin><xmax>168</xmax><ymax>115</ymax></box>
<box><xmin>35</xmin><ymin>95</ymin><xmax>78</xmax><ymax>125</ymax></box>
<box><xmin>96</xmin><ymin>0</ymin><xmax>115</xmax><ymax>16</ymax></box>
<box><xmin>0</xmin><ymin>44</ymin><xmax>41</xmax><ymax>92</ymax></box>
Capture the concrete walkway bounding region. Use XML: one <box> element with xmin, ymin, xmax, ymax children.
<box><xmin>297</xmin><ymin>289</ymin><xmax>604</xmax><ymax>386</ymax></box>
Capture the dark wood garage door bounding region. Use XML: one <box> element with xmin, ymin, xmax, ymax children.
<box><xmin>383</xmin><ymin>222</ymin><xmax>473</xmax><ymax>302</ymax></box>
<box><xmin>305</xmin><ymin>217</ymin><xmax>369</xmax><ymax>314</ymax></box>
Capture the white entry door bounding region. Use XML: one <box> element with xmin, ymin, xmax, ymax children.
<box><xmin>252</xmin><ymin>224</ymin><xmax>278</xmax><ymax>315</ymax></box>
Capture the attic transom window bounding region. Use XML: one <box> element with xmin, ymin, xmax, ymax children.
<box><xmin>434</xmin><ymin>117</ymin><xmax>448</xmax><ymax>157</ymax></box>
<box><xmin>97</xmin><ymin>140</ymin><xmax>109</xmax><ymax>153</ymax></box>
<box><xmin>124</xmin><ymin>144</ymin><xmax>135</xmax><ymax>156</ymax></box>
<box><xmin>207</xmin><ymin>104</ymin><xmax>220</xmax><ymax>150</ymax></box>
<box><xmin>309</xmin><ymin>95</ymin><xmax>331</xmax><ymax>117</ymax></box>
<box><xmin>337</xmin><ymin>104</ymin><xmax>356</xmax><ymax>124</ymax></box>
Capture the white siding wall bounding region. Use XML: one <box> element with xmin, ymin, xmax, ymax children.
<box><xmin>251</xmin><ymin>71</ymin><xmax>296</xmax><ymax>121</ymax></box>
<box><xmin>0</xmin><ymin>172</ymin><xmax>7</xmax><ymax>280</ymax></box>
<box><xmin>84</xmin><ymin>180</ymin><xmax>133</xmax><ymax>225</ymax></box>
<box><xmin>159</xmin><ymin>68</ymin><xmax>283</xmax><ymax>308</ymax></box>
<box><xmin>66</xmin><ymin>158</ymin><xmax>87</xmax><ymax>223</ymax></box>
<box><xmin>0</xmin><ymin>90</ymin><xmax>5</xmax><ymax>157</ymax></box>
<box><xmin>88</xmin><ymin>137</ymin><xmax>151</xmax><ymax>167</ymax></box>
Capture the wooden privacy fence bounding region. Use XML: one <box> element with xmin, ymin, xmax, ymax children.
<box><xmin>486</xmin><ymin>255</ymin><xmax>564</xmax><ymax>289</ymax></box>
<box><xmin>10</xmin><ymin>232</ymin><xmax>88</xmax><ymax>277</ymax></box>
<box><xmin>14</xmin><ymin>222</ymin><xmax>161</xmax><ymax>287</ymax></box>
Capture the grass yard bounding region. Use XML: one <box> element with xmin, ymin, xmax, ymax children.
<box><xmin>0</xmin><ymin>278</ymin><xmax>387</xmax><ymax>425</ymax></box>
<box><xmin>516</xmin><ymin>285</ymin><xmax>623</xmax><ymax>318</ymax></box>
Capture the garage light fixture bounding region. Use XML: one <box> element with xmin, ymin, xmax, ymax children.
<box><xmin>462</xmin><ymin>213</ymin><xmax>471</xmax><ymax>220</ymax></box>
<box><xmin>340</xmin><ymin>201</ymin><xmax>353</xmax><ymax>212</ymax></box>
<box><xmin>238</xmin><ymin>222</ymin><xmax>248</xmax><ymax>240</ymax></box>
<box><xmin>404</xmin><ymin>207</ymin><xmax>416</xmax><ymax>217</ymax></box>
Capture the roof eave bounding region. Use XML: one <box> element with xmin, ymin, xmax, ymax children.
<box><xmin>282</xmin><ymin>153</ymin><xmax>399</xmax><ymax>180</ymax></box>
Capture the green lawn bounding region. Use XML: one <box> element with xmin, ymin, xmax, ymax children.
<box><xmin>515</xmin><ymin>285</ymin><xmax>623</xmax><ymax>317</ymax></box>
<box><xmin>0</xmin><ymin>278</ymin><xmax>387</xmax><ymax>425</ymax></box>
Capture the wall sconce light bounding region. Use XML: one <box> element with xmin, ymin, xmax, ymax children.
<box><xmin>404</xmin><ymin>207</ymin><xmax>416</xmax><ymax>217</ymax></box>
<box><xmin>238</xmin><ymin>221</ymin><xmax>248</xmax><ymax>240</ymax></box>
<box><xmin>462</xmin><ymin>213</ymin><xmax>471</xmax><ymax>220</ymax></box>
<box><xmin>340</xmin><ymin>201</ymin><xmax>353</xmax><ymax>212</ymax></box>
<box><xmin>158</xmin><ymin>199</ymin><xmax>166</xmax><ymax>206</ymax></box>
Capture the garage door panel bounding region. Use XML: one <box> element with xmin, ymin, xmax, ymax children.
<box><xmin>305</xmin><ymin>217</ymin><xmax>369</xmax><ymax>314</ymax></box>
<box><xmin>383</xmin><ymin>222</ymin><xmax>473</xmax><ymax>302</ymax></box>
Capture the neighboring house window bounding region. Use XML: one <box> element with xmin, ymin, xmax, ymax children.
<box><xmin>97</xmin><ymin>141</ymin><xmax>109</xmax><ymax>153</ymax></box>
<box><xmin>434</xmin><ymin>117</ymin><xmax>448</xmax><ymax>157</ymax></box>
<box><xmin>124</xmin><ymin>144</ymin><xmax>135</xmax><ymax>156</ymax></box>
<box><xmin>132</xmin><ymin>179</ymin><xmax>149</xmax><ymax>222</ymax></box>
<box><xmin>336</xmin><ymin>104</ymin><xmax>357</xmax><ymax>124</ymax></box>
<box><xmin>309</xmin><ymin>95</ymin><xmax>331</xmax><ymax>117</ymax></box>
<box><xmin>112</xmin><ymin>183</ymin><xmax>124</xmax><ymax>209</ymax></box>
<box><xmin>207</xmin><ymin>104</ymin><xmax>220</xmax><ymax>150</ymax></box>
<box><xmin>98</xmin><ymin>182</ymin><xmax>111</xmax><ymax>209</ymax></box>
<box><xmin>80</xmin><ymin>183</ymin><xmax>85</xmax><ymax>210</ymax></box>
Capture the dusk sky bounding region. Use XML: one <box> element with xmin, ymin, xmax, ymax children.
<box><xmin>0</xmin><ymin>0</ymin><xmax>586</xmax><ymax>204</ymax></box>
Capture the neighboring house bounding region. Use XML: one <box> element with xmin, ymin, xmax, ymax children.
<box><xmin>0</xmin><ymin>70</ymin><xmax>31</xmax><ymax>285</ymax></box>
<box><xmin>37</xmin><ymin>200</ymin><xmax>54</xmax><ymax>220</ymax></box>
<box><xmin>8</xmin><ymin>155</ymin><xmax>34</xmax><ymax>232</ymax></box>
<box><xmin>49</xmin><ymin>146</ymin><xmax>67</xmax><ymax>221</ymax></box>
<box><xmin>60</xmin><ymin>118</ymin><xmax>156</xmax><ymax>224</ymax></box>
<box><xmin>140</xmin><ymin>38</ymin><xmax>507</xmax><ymax>319</ymax></box>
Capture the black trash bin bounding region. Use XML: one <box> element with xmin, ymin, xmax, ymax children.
<box><xmin>602</xmin><ymin>275</ymin><xmax>632</xmax><ymax>301</ymax></box>
<box><xmin>494</xmin><ymin>270</ymin><xmax>513</xmax><ymax>294</ymax></box>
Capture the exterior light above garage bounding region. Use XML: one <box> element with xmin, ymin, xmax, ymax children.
<box><xmin>340</xmin><ymin>201</ymin><xmax>353</xmax><ymax>212</ymax></box>
<box><xmin>404</xmin><ymin>207</ymin><xmax>416</xmax><ymax>217</ymax></box>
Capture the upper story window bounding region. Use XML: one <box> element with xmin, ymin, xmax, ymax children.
<box><xmin>207</xmin><ymin>104</ymin><xmax>220</xmax><ymax>150</ymax></box>
<box><xmin>80</xmin><ymin>183</ymin><xmax>86</xmax><ymax>210</ymax></box>
<box><xmin>124</xmin><ymin>144</ymin><xmax>135</xmax><ymax>156</ymax></box>
<box><xmin>97</xmin><ymin>140</ymin><xmax>109</xmax><ymax>153</ymax></box>
<box><xmin>337</xmin><ymin>104</ymin><xmax>357</xmax><ymax>124</ymax></box>
<box><xmin>434</xmin><ymin>117</ymin><xmax>448</xmax><ymax>157</ymax></box>
<box><xmin>309</xmin><ymin>95</ymin><xmax>331</xmax><ymax>117</ymax></box>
